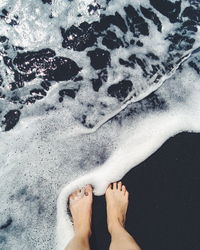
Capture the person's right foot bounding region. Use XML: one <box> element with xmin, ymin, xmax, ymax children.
<box><xmin>69</xmin><ymin>184</ymin><xmax>93</xmax><ymax>237</ymax></box>
<box><xmin>105</xmin><ymin>181</ymin><xmax>129</xmax><ymax>233</ymax></box>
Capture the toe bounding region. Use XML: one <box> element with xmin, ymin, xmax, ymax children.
<box><xmin>122</xmin><ymin>185</ymin><xmax>126</xmax><ymax>194</ymax></box>
<box><xmin>69</xmin><ymin>191</ymin><xmax>77</xmax><ymax>203</ymax></box>
<box><xmin>117</xmin><ymin>181</ymin><xmax>122</xmax><ymax>190</ymax></box>
<box><xmin>86</xmin><ymin>184</ymin><xmax>93</xmax><ymax>192</ymax></box>
<box><xmin>85</xmin><ymin>184</ymin><xmax>93</xmax><ymax>196</ymax></box>
<box><xmin>106</xmin><ymin>184</ymin><xmax>112</xmax><ymax>193</ymax></box>
<box><xmin>125</xmin><ymin>191</ymin><xmax>129</xmax><ymax>200</ymax></box>
<box><xmin>69</xmin><ymin>194</ymin><xmax>74</xmax><ymax>201</ymax></box>
<box><xmin>75</xmin><ymin>190</ymin><xmax>79</xmax><ymax>197</ymax></box>
<box><xmin>71</xmin><ymin>191</ymin><xmax>77</xmax><ymax>199</ymax></box>
<box><xmin>73</xmin><ymin>189</ymin><xmax>82</xmax><ymax>198</ymax></box>
<box><xmin>113</xmin><ymin>182</ymin><xmax>117</xmax><ymax>190</ymax></box>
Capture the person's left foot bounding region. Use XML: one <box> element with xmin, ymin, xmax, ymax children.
<box><xmin>68</xmin><ymin>185</ymin><xmax>93</xmax><ymax>237</ymax></box>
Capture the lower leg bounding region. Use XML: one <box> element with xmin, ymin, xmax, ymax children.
<box><xmin>106</xmin><ymin>182</ymin><xmax>141</xmax><ymax>250</ymax></box>
<box><xmin>65</xmin><ymin>233</ymin><xmax>90</xmax><ymax>250</ymax></box>
<box><xmin>109</xmin><ymin>222</ymin><xmax>141</xmax><ymax>250</ymax></box>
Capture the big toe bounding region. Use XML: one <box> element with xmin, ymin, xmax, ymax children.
<box><xmin>84</xmin><ymin>184</ymin><xmax>93</xmax><ymax>196</ymax></box>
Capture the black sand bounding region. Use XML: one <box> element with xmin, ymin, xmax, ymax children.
<box><xmin>91</xmin><ymin>132</ymin><xmax>200</xmax><ymax>250</ymax></box>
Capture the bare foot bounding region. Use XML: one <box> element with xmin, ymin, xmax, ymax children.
<box><xmin>68</xmin><ymin>184</ymin><xmax>93</xmax><ymax>237</ymax></box>
<box><xmin>105</xmin><ymin>181</ymin><xmax>129</xmax><ymax>233</ymax></box>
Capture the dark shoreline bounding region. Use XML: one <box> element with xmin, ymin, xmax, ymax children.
<box><xmin>91</xmin><ymin>132</ymin><xmax>200</xmax><ymax>250</ymax></box>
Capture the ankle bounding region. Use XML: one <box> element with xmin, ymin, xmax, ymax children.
<box><xmin>74</xmin><ymin>228</ymin><xmax>92</xmax><ymax>238</ymax></box>
<box><xmin>108</xmin><ymin>220</ymin><xmax>124</xmax><ymax>235</ymax></box>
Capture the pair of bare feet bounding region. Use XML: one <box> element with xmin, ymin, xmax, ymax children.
<box><xmin>69</xmin><ymin>181</ymin><xmax>129</xmax><ymax>238</ymax></box>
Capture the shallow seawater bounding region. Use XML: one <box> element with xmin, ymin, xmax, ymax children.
<box><xmin>0</xmin><ymin>0</ymin><xmax>200</xmax><ymax>249</ymax></box>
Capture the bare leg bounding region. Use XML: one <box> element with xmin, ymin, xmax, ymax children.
<box><xmin>106</xmin><ymin>182</ymin><xmax>141</xmax><ymax>250</ymax></box>
<box><xmin>65</xmin><ymin>185</ymin><xmax>93</xmax><ymax>250</ymax></box>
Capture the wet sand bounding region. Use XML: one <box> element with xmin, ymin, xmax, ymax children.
<box><xmin>91</xmin><ymin>132</ymin><xmax>200</xmax><ymax>250</ymax></box>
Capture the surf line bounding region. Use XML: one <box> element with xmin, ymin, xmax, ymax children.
<box><xmin>67</xmin><ymin>49</ymin><xmax>195</xmax><ymax>139</ymax></box>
